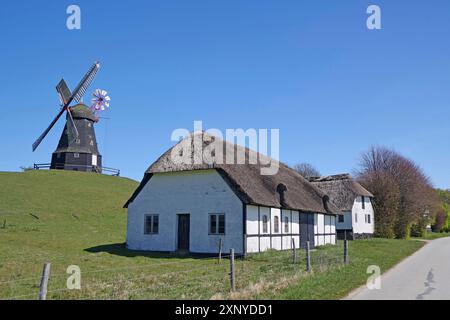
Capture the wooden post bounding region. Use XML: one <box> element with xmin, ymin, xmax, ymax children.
<box><xmin>306</xmin><ymin>241</ymin><xmax>311</xmax><ymax>272</ymax></box>
<box><xmin>344</xmin><ymin>240</ymin><xmax>349</xmax><ymax>265</ymax></box>
<box><xmin>218</xmin><ymin>238</ymin><xmax>222</xmax><ymax>264</ymax></box>
<box><xmin>2</xmin><ymin>219</ymin><xmax>6</xmax><ymax>229</ymax></box>
<box><xmin>229</xmin><ymin>249</ymin><xmax>235</xmax><ymax>292</ymax></box>
<box><xmin>39</xmin><ymin>262</ymin><xmax>51</xmax><ymax>300</ymax></box>
<box><xmin>292</xmin><ymin>238</ymin><xmax>297</xmax><ymax>264</ymax></box>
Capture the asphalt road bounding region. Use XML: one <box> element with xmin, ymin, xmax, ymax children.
<box><xmin>347</xmin><ymin>237</ymin><xmax>450</xmax><ymax>300</ymax></box>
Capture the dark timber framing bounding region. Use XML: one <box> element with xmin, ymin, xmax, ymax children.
<box><xmin>242</xmin><ymin>204</ymin><xmax>247</xmax><ymax>256</ymax></box>
<box><xmin>244</xmin><ymin>204</ymin><xmax>337</xmax><ymax>254</ymax></box>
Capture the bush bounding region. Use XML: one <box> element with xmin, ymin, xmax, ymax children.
<box><xmin>395</xmin><ymin>217</ymin><xmax>411</xmax><ymax>239</ymax></box>
<box><xmin>410</xmin><ymin>219</ymin><xmax>427</xmax><ymax>238</ymax></box>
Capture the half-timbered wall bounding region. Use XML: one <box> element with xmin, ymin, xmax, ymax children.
<box><xmin>246</xmin><ymin>205</ymin><xmax>336</xmax><ymax>253</ymax></box>
<box><xmin>314</xmin><ymin>213</ymin><xmax>336</xmax><ymax>246</ymax></box>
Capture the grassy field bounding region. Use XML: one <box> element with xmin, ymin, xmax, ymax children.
<box><xmin>0</xmin><ymin>170</ymin><xmax>425</xmax><ymax>300</ymax></box>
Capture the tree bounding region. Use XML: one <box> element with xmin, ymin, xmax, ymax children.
<box><xmin>293</xmin><ymin>163</ymin><xmax>321</xmax><ymax>179</ymax></box>
<box><xmin>359</xmin><ymin>170</ymin><xmax>400</xmax><ymax>238</ymax></box>
<box><xmin>436</xmin><ymin>189</ymin><xmax>450</xmax><ymax>232</ymax></box>
<box><xmin>432</xmin><ymin>209</ymin><xmax>446</xmax><ymax>233</ymax></box>
<box><xmin>356</xmin><ymin>146</ymin><xmax>439</xmax><ymax>239</ymax></box>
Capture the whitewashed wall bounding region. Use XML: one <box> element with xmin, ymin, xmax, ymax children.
<box><xmin>126</xmin><ymin>169</ymin><xmax>244</xmax><ymax>254</ymax></box>
<box><xmin>314</xmin><ymin>214</ymin><xmax>336</xmax><ymax>246</ymax></box>
<box><xmin>351</xmin><ymin>196</ymin><xmax>374</xmax><ymax>235</ymax></box>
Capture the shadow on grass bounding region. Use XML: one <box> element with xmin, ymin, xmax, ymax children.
<box><xmin>84</xmin><ymin>243</ymin><xmax>218</xmax><ymax>259</ymax></box>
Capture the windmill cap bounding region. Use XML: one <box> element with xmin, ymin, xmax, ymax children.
<box><xmin>68</xmin><ymin>104</ymin><xmax>97</xmax><ymax>122</ymax></box>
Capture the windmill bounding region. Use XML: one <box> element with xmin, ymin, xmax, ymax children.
<box><xmin>32</xmin><ymin>61</ymin><xmax>112</xmax><ymax>174</ymax></box>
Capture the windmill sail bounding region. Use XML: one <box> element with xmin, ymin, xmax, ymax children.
<box><xmin>66</xmin><ymin>108</ymin><xmax>79</xmax><ymax>143</ymax></box>
<box><xmin>32</xmin><ymin>107</ymin><xmax>67</xmax><ymax>152</ymax></box>
<box><xmin>56</xmin><ymin>79</ymin><xmax>72</xmax><ymax>105</ymax></box>
<box><xmin>73</xmin><ymin>62</ymin><xmax>101</xmax><ymax>103</ymax></box>
<box><xmin>32</xmin><ymin>61</ymin><xmax>101</xmax><ymax>152</ymax></box>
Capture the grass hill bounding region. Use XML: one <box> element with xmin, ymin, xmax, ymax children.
<box><xmin>0</xmin><ymin>170</ymin><xmax>138</xmax><ymax>255</ymax></box>
<box><xmin>0</xmin><ymin>170</ymin><xmax>140</xmax><ymax>299</ymax></box>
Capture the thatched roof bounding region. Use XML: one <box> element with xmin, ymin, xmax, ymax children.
<box><xmin>309</xmin><ymin>174</ymin><xmax>373</xmax><ymax>212</ymax></box>
<box><xmin>124</xmin><ymin>132</ymin><xmax>338</xmax><ymax>215</ymax></box>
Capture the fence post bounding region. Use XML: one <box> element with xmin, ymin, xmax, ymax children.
<box><xmin>344</xmin><ymin>240</ymin><xmax>349</xmax><ymax>265</ymax></box>
<box><xmin>306</xmin><ymin>241</ymin><xmax>311</xmax><ymax>272</ymax></box>
<box><xmin>229</xmin><ymin>249</ymin><xmax>235</xmax><ymax>292</ymax></box>
<box><xmin>292</xmin><ymin>238</ymin><xmax>297</xmax><ymax>264</ymax></box>
<box><xmin>39</xmin><ymin>262</ymin><xmax>51</xmax><ymax>300</ymax></box>
<box><xmin>218</xmin><ymin>238</ymin><xmax>222</xmax><ymax>264</ymax></box>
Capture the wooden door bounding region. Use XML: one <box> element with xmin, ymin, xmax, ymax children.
<box><xmin>177</xmin><ymin>214</ymin><xmax>190</xmax><ymax>251</ymax></box>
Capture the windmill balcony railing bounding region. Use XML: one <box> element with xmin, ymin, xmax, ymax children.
<box><xmin>33</xmin><ymin>163</ymin><xmax>120</xmax><ymax>176</ymax></box>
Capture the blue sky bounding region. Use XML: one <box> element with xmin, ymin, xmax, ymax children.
<box><xmin>0</xmin><ymin>0</ymin><xmax>449</xmax><ymax>188</ymax></box>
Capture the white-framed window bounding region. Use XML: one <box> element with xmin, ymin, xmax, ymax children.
<box><xmin>362</xmin><ymin>196</ymin><xmax>365</xmax><ymax>209</ymax></box>
<box><xmin>76</xmin><ymin>139</ymin><xmax>81</xmax><ymax>144</ymax></box>
<box><xmin>284</xmin><ymin>216</ymin><xmax>289</xmax><ymax>233</ymax></box>
<box><xmin>144</xmin><ymin>215</ymin><xmax>159</xmax><ymax>234</ymax></box>
<box><xmin>209</xmin><ymin>214</ymin><xmax>225</xmax><ymax>235</ymax></box>
<box><xmin>262</xmin><ymin>215</ymin><xmax>268</xmax><ymax>233</ymax></box>
<box><xmin>367</xmin><ymin>214</ymin><xmax>371</xmax><ymax>224</ymax></box>
<box><xmin>273</xmin><ymin>216</ymin><xmax>280</xmax><ymax>233</ymax></box>
<box><xmin>74</xmin><ymin>153</ymin><xmax>80</xmax><ymax>158</ymax></box>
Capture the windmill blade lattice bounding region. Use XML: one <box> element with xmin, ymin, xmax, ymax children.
<box><xmin>73</xmin><ymin>62</ymin><xmax>101</xmax><ymax>103</ymax></box>
<box><xmin>66</xmin><ymin>108</ymin><xmax>79</xmax><ymax>143</ymax></box>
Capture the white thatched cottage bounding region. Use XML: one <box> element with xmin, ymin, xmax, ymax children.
<box><xmin>309</xmin><ymin>174</ymin><xmax>374</xmax><ymax>240</ymax></box>
<box><xmin>124</xmin><ymin>133</ymin><xmax>339</xmax><ymax>255</ymax></box>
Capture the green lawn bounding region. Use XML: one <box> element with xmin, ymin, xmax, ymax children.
<box><xmin>0</xmin><ymin>170</ymin><xmax>425</xmax><ymax>300</ymax></box>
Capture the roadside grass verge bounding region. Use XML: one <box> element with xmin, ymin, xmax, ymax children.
<box><xmin>414</xmin><ymin>232</ymin><xmax>450</xmax><ymax>240</ymax></box>
<box><xmin>257</xmin><ymin>238</ymin><xmax>425</xmax><ymax>300</ymax></box>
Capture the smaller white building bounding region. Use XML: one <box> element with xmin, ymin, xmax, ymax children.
<box><xmin>310</xmin><ymin>174</ymin><xmax>374</xmax><ymax>240</ymax></box>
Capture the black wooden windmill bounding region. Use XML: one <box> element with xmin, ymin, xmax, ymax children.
<box><xmin>32</xmin><ymin>61</ymin><xmax>111</xmax><ymax>174</ymax></box>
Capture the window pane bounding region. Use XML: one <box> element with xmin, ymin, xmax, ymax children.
<box><xmin>144</xmin><ymin>216</ymin><xmax>152</xmax><ymax>234</ymax></box>
<box><xmin>274</xmin><ymin>216</ymin><xmax>279</xmax><ymax>233</ymax></box>
<box><xmin>153</xmin><ymin>215</ymin><xmax>159</xmax><ymax>234</ymax></box>
<box><xmin>218</xmin><ymin>215</ymin><xmax>225</xmax><ymax>234</ymax></box>
<box><xmin>284</xmin><ymin>217</ymin><xmax>289</xmax><ymax>233</ymax></box>
<box><xmin>210</xmin><ymin>215</ymin><xmax>217</xmax><ymax>234</ymax></box>
<box><xmin>262</xmin><ymin>215</ymin><xmax>268</xmax><ymax>233</ymax></box>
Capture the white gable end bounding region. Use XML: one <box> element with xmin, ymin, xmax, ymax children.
<box><xmin>127</xmin><ymin>169</ymin><xmax>244</xmax><ymax>253</ymax></box>
<box><xmin>351</xmin><ymin>196</ymin><xmax>375</xmax><ymax>235</ymax></box>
